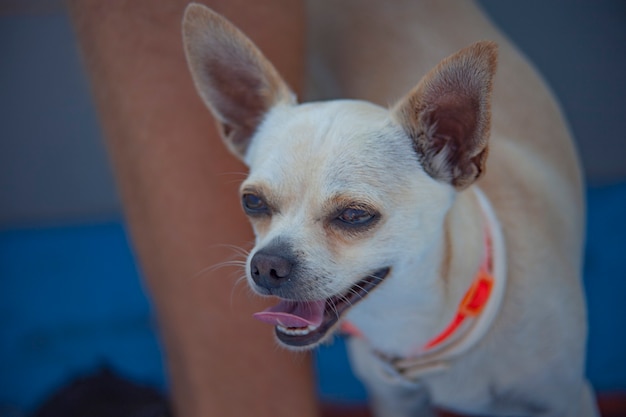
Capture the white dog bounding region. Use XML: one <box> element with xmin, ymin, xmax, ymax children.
<box><xmin>183</xmin><ymin>3</ymin><xmax>598</xmax><ymax>416</ymax></box>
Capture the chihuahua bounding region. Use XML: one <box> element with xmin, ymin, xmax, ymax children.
<box><xmin>182</xmin><ymin>4</ymin><xmax>598</xmax><ymax>416</ymax></box>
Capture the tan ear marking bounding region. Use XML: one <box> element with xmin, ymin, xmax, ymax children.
<box><xmin>182</xmin><ymin>3</ymin><xmax>295</xmax><ymax>161</ymax></box>
<box><xmin>393</xmin><ymin>41</ymin><xmax>498</xmax><ymax>190</ymax></box>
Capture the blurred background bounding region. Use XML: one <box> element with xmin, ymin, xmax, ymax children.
<box><xmin>1</xmin><ymin>0</ymin><xmax>625</xmax><ymax>415</ymax></box>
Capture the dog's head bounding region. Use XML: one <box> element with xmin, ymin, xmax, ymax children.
<box><xmin>183</xmin><ymin>4</ymin><xmax>497</xmax><ymax>349</ymax></box>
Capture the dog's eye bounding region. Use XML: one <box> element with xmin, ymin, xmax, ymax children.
<box><xmin>337</xmin><ymin>207</ymin><xmax>376</xmax><ymax>226</ymax></box>
<box><xmin>242</xmin><ymin>193</ymin><xmax>268</xmax><ymax>214</ymax></box>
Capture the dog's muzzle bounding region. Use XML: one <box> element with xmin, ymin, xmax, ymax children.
<box><xmin>252</xmin><ymin>265</ymin><xmax>391</xmax><ymax>348</ymax></box>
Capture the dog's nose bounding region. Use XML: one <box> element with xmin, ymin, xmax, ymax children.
<box><xmin>250</xmin><ymin>251</ymin><xmax>293</xmax><ymax>290</ymax></box>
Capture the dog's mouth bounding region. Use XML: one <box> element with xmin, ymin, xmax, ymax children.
<box><xmin>252</xmin><ymin>267</ymin><xmax>390</xmax><ymax>348</ymax></box>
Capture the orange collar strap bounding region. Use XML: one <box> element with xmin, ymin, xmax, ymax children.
<box><xmin>340</xmin><ymin>188</ymin><xmax>507</xmax><ymax>382</ymax></box>
<box><xmin>340</xmin><ymin>187</ymin><xmax>502</xmax><ymax>358</ymax></box>
<box><xmin>340</xmin><ymin>226</ymin><xmax>494</xmax><ymax>349</ymax></box>
<box><xmin>422</xmin><ymin>227</ymin><xmax>494</xmax><ymax>351</ymax></box>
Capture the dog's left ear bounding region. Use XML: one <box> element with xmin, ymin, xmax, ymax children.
<box><xmin>182</xmin><ymin>3</ymin><xmax>295</xmax><ymax>161</ymax></box>
<box><xmin>392</xmin><ymin>41</ymin><xmax>498</xmax><ymax>190</ymax></box>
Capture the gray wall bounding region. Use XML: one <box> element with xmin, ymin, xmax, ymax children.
<box><xmin>1</xmin><ymin>11</ymin><xmax>119</xmax><ymax>226</ymax></box>
<box><xmin>1</xmin><ymin>1</ymin><xmax>625</xmax><ymax>227</ymax></box>
<box><xmin>479</xmin><ymin>0</ymin><xmax>626</xmax><ymax>182</ymax></box>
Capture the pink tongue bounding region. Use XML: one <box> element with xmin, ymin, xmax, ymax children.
<box><xmin>253</xmin><ymin>299</ymin><xmax>326</xmax><ymax>328</ymax></box>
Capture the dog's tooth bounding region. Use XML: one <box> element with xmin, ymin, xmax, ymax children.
<box><xmin>276</xmin><ymin>324</ymin><xmax>318</xmax><ymax>336</ymax></box>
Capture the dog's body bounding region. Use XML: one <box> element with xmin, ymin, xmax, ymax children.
<box><xmin>183</xmin><ymin>2</ymin><xmax>598</xmax><ymax>416</ymax></box>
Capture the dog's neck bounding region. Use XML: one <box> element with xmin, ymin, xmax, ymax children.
<box><xmin>436</xmin><ymin>187</ymin><xmax>487</xmax><ymax>338</ymax></box>
<box><xmin>345</xmin><ymin>186</ymin><xmax>488</xmax><ymax>358</ymax></box>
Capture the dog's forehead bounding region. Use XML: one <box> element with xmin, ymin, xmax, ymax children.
<box><xmin>244</xmin><ymin>100</ymin><xmax>417</xmax><ymax>200</ymax></box>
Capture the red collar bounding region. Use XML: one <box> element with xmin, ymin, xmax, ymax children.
<box><xmin>341</xmin><ymin>221</ymin><xmax>495</xmax><ymax>353</ymax></box>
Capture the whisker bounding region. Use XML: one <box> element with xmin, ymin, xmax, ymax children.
<box><xmin>230</xmin><ymin>274</ymin><xmax>251</xmax><ymax>307</ymax></box>
<box><xmin>210</xmin><ymin>243</ymin><xmax>251</xmax><ymax>258</ymax></box>
<box><xmin>217</xmin><ymin>171</ymin><xmax>250</xmax><ymax>186</ymax></box>
<box><xmin>349</xmin><ymin>283</ymin><xmax>370</xmax><ymax>299</ymax></box>
<box><xmin>188</xmin><ymin>243</ymin><xmax>250</xmax><ymax>281</ymax></box>
<box><xmin>191</xmin><ymin>259</ymin><xmax>247</xmax><ymax>280</ymax></box>
<box><xmin>328</xmin><ymin>297</ymin><xmax>341</xmax><ymax>320</ymax></box>
<box><xmin>364</xmin><ymin>273</ymin><xmax>386</xmax><ymax>281</ymax></box>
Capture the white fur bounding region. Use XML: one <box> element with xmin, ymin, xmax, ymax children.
<box><xmin>182</xmin><ymin>4</ymin><xmax>598</xmax><ymax>416</ymax></box>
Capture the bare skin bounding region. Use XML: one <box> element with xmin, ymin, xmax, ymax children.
<box><xmin>67</xmin><ymin>1</ymin><xmax>318</xmax><ymax>417</ymax></box>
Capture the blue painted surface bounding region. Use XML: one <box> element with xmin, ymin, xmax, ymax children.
<box><xmin>584</xmin><ymin>183</ymin><xmax>626</xmax><ymax>392</ymax></box>
<box><xmin>0</xmin><ymin>223</ymin><xmax>167</xmax><ymax>412</ymax></box>
<box><xmin>1</xmin><ymin>184</ymin><xmax>625</xmax><ymax>412</ymax></box>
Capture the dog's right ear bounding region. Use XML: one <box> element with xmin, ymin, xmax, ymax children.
<box><xmin>182</xmin><ymin>3</ymin><xmax>295</xmax><ymax>161</ymax></box>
